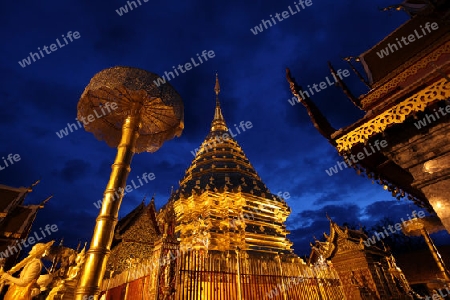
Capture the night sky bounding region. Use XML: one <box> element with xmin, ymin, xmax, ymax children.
<box><xmin>1</xmin><ymin>0</ymin><xmax>445</xmax><ymax>256</ymax></box>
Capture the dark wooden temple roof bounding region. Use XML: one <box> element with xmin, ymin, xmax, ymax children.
<box><xmin>0</xmin><ymin>183</ymin><xmax>46</xmax><ymax>240</ymax></box>
<box><xmin>0</xmin><ymin>205</ymin><xmax>41</xmax><ymax>240</ymax></box>
<box><xmin>0</xmin><ymin>184</ymin><xmax>30</xmax><ymax>217</ymax></box>
<box><xmin>360</xmin><ymin>9</ymin><xmax>449</xmax><ymax>87</ymax></box>
<box><xmin>0</xmin><ymin>182</ymin><xmax>48</xmax><ymax>269</ymax></box>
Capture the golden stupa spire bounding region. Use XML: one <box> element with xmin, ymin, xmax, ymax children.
<box><xmin>214</xmin><ymin>72</ymin><xmax>220</xmax><ymax>96</ymax></box>
<box><xmin>211</xmin><ymin>73</ymin><xmax>228</xmax><ymax>132</ymax></box>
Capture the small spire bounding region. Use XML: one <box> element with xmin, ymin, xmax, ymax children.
<box><xmin>151</xmin><ymin>193</ymin><xmax>156</xmax><ymax>203</ymax></box>
<box><xmin>30</xmin><ymin>179</ymin><xmax>40</xmax><ymax>188</ymax></box>
<box><xmin>211</xmin><ymin>73</ymin><xmax>228</xmax><ymax>132</ymax></box>
<box><xmin>39</xmin><ymin>195</ymin><xmax>53</xmax><ymax>208</ymax></box>
<box><xmin>214</xmin><ymin>72</ymin><xmax>220</xmax><ymax>96</ymax></box>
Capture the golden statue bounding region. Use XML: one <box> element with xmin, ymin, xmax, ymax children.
<box><xmin>67</xmin><ymin>244</ymin><xmax>86</xmax><ymax>280</ymax></box>
<box><xmin>0</xmin><ymin>241</ymin><xmax>54</xmax><ymax>300</ymax></box>
<box><xmin>46</xmin><ymin>279</ymin><xmax>66</xmax><ymax>300</ymax></box>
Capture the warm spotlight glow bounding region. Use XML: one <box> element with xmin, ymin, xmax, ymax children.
<box><xmin>423</xmin><ymin>156</ymin><xmax>450</xmax><ymax>174</ymax></box>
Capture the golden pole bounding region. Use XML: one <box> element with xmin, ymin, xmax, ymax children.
<box><xmin>276</xmin><ymin>254</ymin><xmax>287</xmax><ymax>300</ymax></box>
<box><xmin>75</xmin><ymin>114</ymin><xmax>141</xmax><ymax>300</ymax></box>
<box><xmin>420</xmin><ymin>227</ymin><xmax>450</xmax><ymax>282</ymax></box>
<box><xmin>123</xmin><ymin>259</ymin><xmax>134</xmax><ymax>300</ymax></box>
<box><xmin>235</xmin><ymin>249</ymin><xmax>242</xmax><ymax>300</ymax></box>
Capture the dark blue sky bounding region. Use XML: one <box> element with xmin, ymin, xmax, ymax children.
<box><xmin>0</xmin><ymin>0</ymin><xmax>439</xmax><ymax>255</ymax></box>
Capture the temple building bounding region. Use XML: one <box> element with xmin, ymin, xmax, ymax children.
<box><xmin>0</xmin><ymin>181</ymin><xmax>50</xmax><ymax>269</ymax></box>
<box><xmin>310</xmin><ymin>219</ymin><xmax>413</xmax><ymax>299</ymax></box>
<box><xmin>94</xmin><ymin>76</ymin><xmax>413</xmax><ymax>300</ymax></box>
<box><xmin>286</xmin><ymin>0</ymin><xmax>450</xmax><ymax>231</ymax></box>
<box><xmin>286</xmin><ymin>0</ymin><xmax>450</xmax><ymax>294</ymax></box>
<box><xmin>100</xmin><ymin>77</ymin><xmax>346</xmax><ymax>299</ymax></box>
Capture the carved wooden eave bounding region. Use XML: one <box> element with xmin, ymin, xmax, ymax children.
<box><xmin>334</xmin><ymin>21</ymin><xmax>450</xmax><ymax>149</ymax></box>
<box><xmin>333</xmin><ymin>77</ymin><xmax>450</xmax><ymax>152</ymax></box>
<box><xmin>328</xmin><ymin>61</ymin><xmax>362</xmax><ymax>109</ymax></box>
<box><xmin>285</xmin><ymin>68</ymin><xmax>337</xmax><ymax>141</ymax></box>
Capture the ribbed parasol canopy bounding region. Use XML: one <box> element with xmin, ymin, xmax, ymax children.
<box><xmin>77</xmin><ymin>66</ymin><xmax>184</xmax><ymax>153</ymax></box>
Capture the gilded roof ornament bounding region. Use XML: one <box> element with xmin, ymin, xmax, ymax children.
<box><xmin>214</xmin><ymin>72</ymin><xmax>220</xmax><ymax>95</ymax></box>
<box><xmin>211</xmin><ymin>73</ymin><xmax>228</xmax><ymax>132</ymax></box>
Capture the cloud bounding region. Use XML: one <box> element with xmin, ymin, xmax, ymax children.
<box><xmin>59</xmin><ymin>159</ymin><xmax>91</xmax><ymax>183</ymax></box>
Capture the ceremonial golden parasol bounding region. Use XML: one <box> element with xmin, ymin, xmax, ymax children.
<box><xmin>75</xmin><ymin>66</ymin><xmax>183</xmax><ymax>299</ymax></box>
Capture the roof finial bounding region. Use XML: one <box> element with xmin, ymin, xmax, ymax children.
<box><xmin>210</xmin><ymin>73</ymin><xmax>228</xmax><ymax>132</ymax></box>
<box><xmin>215</xmin><ymin>72</ymin><xmax>220</xmax><ymax>96</ymax></box>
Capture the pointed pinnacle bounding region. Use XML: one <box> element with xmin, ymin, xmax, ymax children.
<box><xmin>215</xmin><ymin>73</ymin><xmax>220</xmax><ymax>96</ymax></box>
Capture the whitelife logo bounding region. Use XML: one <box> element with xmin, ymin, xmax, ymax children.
<box><xmin>0</xmin><ymin>224</ymin><xmax>58</xmax><ymax>259</ymax></box>
<box><xmin>288</xmin><ymin>69</ymin><xmax>350</xmax><ymax>106</ymax></box>
<box><xmin>153</xmin><ymin>50</ymin><xmax>215</xmax><ymax>87</ymax></box>
<box><xmin>376</xmin><ymin>22</ymin><xmax>439</xmax><ymax>59</ymax></box>
<box><xmin>18</xmin><ymin>31</ymin><xmax>81</xmax><ymax>68</ymax></box>
<box><xmin>115</xmin><ymin>0</ymin><xmax>149</xmax><ymax>16</ymax></box>
<box><xmin>0</xmin><ymin>153</ymin><xmax>21</xmax><ymax>172</ymax></box>
<box><xmin>325</xmin><ymin>139</ymin><xmax>388</xmax><ymax>176</ymax></box>
<box><xmin>93</xmin><ymin>172</ymin><xmax>156</xmax><ymax>209</ymax></box>
<box><xmin>414</xmin><ymin>101</ymin><xmax>450</xmax><ymax>130</ymax></box>
<box><xmin>55</xmin><ymin>102</ymin><xmax>118</xmax><ymax>139</ymax></box>
<box><xmin>190</xmin><ymin>121</ymin><xmax>253</xmax><ymax>157</ymax></box>
<box><xmin>363</xmin><ymin>211</ymin><xmax>425</xmax><ymax>247</ymax></box>
<box><xmin>250</xmin><ymin>0</ymin><xmax>313</xmax><ymax>35</ymax></box>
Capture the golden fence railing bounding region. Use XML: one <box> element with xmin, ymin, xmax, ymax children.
<box><xmin>100</xmin><ymin>249</ymin><xmax>346</xmax><ymax>300</ymax></box>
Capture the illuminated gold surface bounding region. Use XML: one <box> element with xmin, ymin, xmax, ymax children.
<box><xmin>423</xmin><ymin>154</ymin><xmax>450</xmax><ymax>174</ymax></box>
<box><xmin>311</xmin><ymin>220</ymin><xmax>415</xmax><ymax>299</ymax></box>
<box><xmin>75</xmin><ymin>115</ymin><xmax>140</xmax><ymax>300</ymax></box>
<box><xmin>172</xmin><ymin>88</ymin><xmax>293</xmax><ymax>254</ymax></box>
<box><xmin>75</xmin><ymin>66</ymin><xmax>184</xmax><ymax>300</ymax></box>
<box><xmin>336</xmin><ymin>77</ymin><xmax>450</xmax><ymax>152</ymax></box>
<box><xmin>77</xmin><ymin>66</ymin><xmax>184</xmax><ymax>153</ymax></box>
<box><xmin>101</xmin><ymin>250</ymin><xmax>345</xmax><ymax>299</ymax></box>
<box><xmin>97</xmin><ymin>78</ymin><xmax>349</xmax><ymax>299</ymax></box>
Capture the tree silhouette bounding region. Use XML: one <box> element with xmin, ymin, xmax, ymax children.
<box><xmin>366</xmin><ymin>217</ymin><xmax>426</xmax><ymax>255</ymax></box>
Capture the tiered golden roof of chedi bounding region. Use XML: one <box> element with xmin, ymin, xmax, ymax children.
<box><xmin>105</xmin><ymin>76</ymin><xmax>294</xmax><ymax>276</ymax></box>
<box><xmin>101</xmin><ymin>77</ymin><xmax>394</xmax><ymax>299</ymax></box>
<box><xmin>170</xmin><ymin>76</ymin><xmax>293</xmax><ymax>254</ymax></box>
